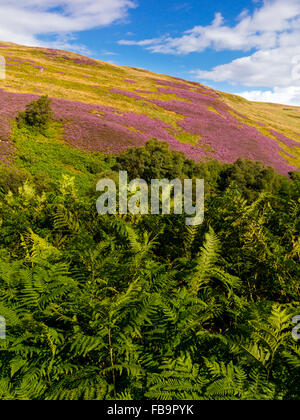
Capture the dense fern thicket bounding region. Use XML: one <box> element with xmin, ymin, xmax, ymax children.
<box><xmin>0</xmin><ymin>102</ymin><xmax>299</xmax><ymax>400</ymax></box>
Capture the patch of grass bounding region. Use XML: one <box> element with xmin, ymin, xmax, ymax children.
<box><xmin>174</xmin><ymin>129</ymin><xmax>201</xmax><ymax>145</ymax></box>
<box><xmin>207</xmin><ymin>106</ymin><xmax>226</xmax><ymax>119</ymax></box>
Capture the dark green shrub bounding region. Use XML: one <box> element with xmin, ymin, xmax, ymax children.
<box><xmin>218</xmin><ymin>158</ymin><xmax>283</xmax><ymax>200</ymax></box>
<box><xmin>289</xmin><ymin>170</ymin><xmax>300</xmax><ymax>181</ymax></box>
<box><xmin>114</xmin><ymin>139</ymin><xmax>187</xmax><ymax>181</ymax></box>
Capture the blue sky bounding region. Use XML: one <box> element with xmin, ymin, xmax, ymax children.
<box><xmin>0</xmin><ymin>0</ymin><xmax>300</xmax><ymax>105</ymax></box>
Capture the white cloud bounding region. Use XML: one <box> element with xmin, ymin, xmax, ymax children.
<box><xmin>0</xmin><ymin>0</ymin><xmax>136</xmax><ymax>49</ymax></box>
<box><xmin>120</xmin><ymin>0</ymin><xmax>300</xmax><ymax>105</ymax></box>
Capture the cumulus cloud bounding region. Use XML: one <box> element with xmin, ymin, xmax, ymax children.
<box><xmin>0</xmin><ymin>0</ymin><xmax>136</xmax><ymax>49</ymax></box>
<box><xmin>120</xmin><ymin>0</ymin><xmax>300</xmax><ymax>105</ymax></box>
<box><xmin>119</xmin><ymin>0</ymin><xmax>300</xmax><ymax>54</ymax></box>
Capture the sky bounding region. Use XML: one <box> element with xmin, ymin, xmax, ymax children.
<box><xmin>0</xmin><ymin>0</ymin><xmax>300</xmax><ymax>105</ymax></box>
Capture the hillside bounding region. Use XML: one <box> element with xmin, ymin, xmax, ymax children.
<box><xmin>0</xmin><ymin>41</ymin><xmax>299</xmax><ymax>175</ymax></box>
